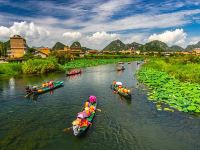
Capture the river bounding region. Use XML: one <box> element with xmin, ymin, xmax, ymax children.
<box><xmin>0</xmin><ymin>62</ymin><xmax>200</xmax><ymax>150</ymax></box>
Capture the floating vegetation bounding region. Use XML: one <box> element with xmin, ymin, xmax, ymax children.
<box><xmin>63</xmin><ymin>58</ymin><xmax>140</xmax><ymax>70</ymax></box>
<box><xmin>138</xmin><ymin>68</ymin><xmax>200</xmax><ymax>113</ymax></box>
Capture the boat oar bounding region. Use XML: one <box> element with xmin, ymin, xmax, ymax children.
<box><xmin>63</xmin><ymin>126</ymin><xmax>72</xmax><ymax>132</ymax></box>
<box><xmin>24</xmin><ymin>92</ymin><xmax>33</xmax><ymax>98</ymax></box>
<box><xmin>96</xmin><ymin>108</ymin><xmax>102</xmax><ymax>112</ymax></box>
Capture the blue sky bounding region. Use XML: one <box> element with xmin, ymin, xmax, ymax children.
<box><xmin>0</xmin><ymin>0</ymin><xmax>200</xmax><ymax>49</ymax></box>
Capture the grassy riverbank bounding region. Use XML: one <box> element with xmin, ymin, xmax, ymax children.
<box><xmin>0</xmin><ymin>57</ymin><xmax>142</xmax><ymax>77</ymax></box>
<box><xmin>0</xmin><ymin>63</ymin><xmax>22</xmax><ymax>77</ymax></box>
<box><xmin>144</xmin><ymin>56</ymin><xmax>200</xmax><ymax>83</ymax></box>
<box><xmin>138</xmin><ymin>56</ymin><xmax>200</xmax><ymax>113</ymax></box>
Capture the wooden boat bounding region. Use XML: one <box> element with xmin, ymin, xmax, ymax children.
<box><xmin>73</xmin><ymin>100</ymin><xmax>97</xmax><ymax>136</ymax></box>
<box><xmin>128</xmin><ymin>62</ymin><xmax>131</xmax><ymax>64</ymax></box>
<box><xmin>26</xmin><ymin>81</ymin><xmax>64</xmax><ymax>95</ymax></box>
<box><xmin>118</xmin><ymin>62</ymin><xmax>124</xmax><ymax>64</ymax></box>
<box><xmin>111</xmin><ymin>84</ymin><xmax>131</xmax><ymax>99</ymax></box>
<box><xmin>66</xmin><ymin>69</ymin><xmax>82</xmax><ymax>76</ymax></box>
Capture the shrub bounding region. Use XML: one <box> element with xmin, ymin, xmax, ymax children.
<box><xmin>22</xmin><ymin>58</ymin><xmax>59</xmax><ymax>74</ymax></box>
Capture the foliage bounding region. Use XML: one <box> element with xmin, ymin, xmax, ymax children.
<box><xmin>138</xmin><ymin>68</ymin><xmax>200</xmax><ymax>113</ymax></box>
<box><xmin>0</xmin><ymin>40</ymin><xmax>10</xmax><ymax>57</ymax></box>
<box><xmin>49</xmin><ymin>51</ymin><xmax>71</xmax><ymax>64</ymax></box>
<box><xmin>0</xmin><ymin>63</ymin><xmax>22</xmax><ymax>77</ymax></box>
<box><xmin>22</xmin><ymin>58</ymin><xmax>59</xmax><ymax>74</ymax></box>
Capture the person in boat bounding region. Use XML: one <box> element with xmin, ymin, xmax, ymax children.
<box><xmin>25</xmin><ymin>86</ymin><xmax>32</xmax><ymax>94</ymax></box>
<box><xmin>32</xmin><ymin>86</ymin><xmax>38</xmax><ymax>92</ymax></box>
<box><xmin>84</xmin><ymin>101</ymin><xmax>90</xmax><ymax>108</ymax></box>
<box><xmin>48</xmin><ymin>80</ymin><xmax>54</xmax><ymax>88</ymax></box>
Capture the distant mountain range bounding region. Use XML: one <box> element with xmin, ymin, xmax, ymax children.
<box><xmin>52</xmin><ymin>41</ymin><xmax>90</xmax><ymax>51</ymax></box>
<box><xmin>103</xmin><ymin>39</ymin><xmax>142</xmax><ymax>51</ymax></box>
<box><xmin>1</xmin><ymin>39</ymin><xmax>199</xmax><ymax>56</ymax></box>
<box><xmin>103</xmin><ymin>39</ymin><xmax>200</xmax><ymax>52</ymax></box>
<box><xmin>185</xmin><ymin>41</ymin><xmax>200</xmax><ymax>51</ymax></box>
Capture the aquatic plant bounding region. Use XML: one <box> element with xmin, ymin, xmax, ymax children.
<box><xmin>63</xmin><ymin>58</ymin><xmax>140</xmax><ymax>69</ymax></box>
<box><xmin>138</xmin><ymin>68</ymin><xmax>200</xmax><ymax>113</ymax></box>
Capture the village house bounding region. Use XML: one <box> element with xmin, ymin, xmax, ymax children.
<box><xmin>38</xmin><ymin>47</ymin><xmax>51</xmax><ymax>56</ymax></box>
<box><xmin>9</xmin><ymin>35</ymin><xmax>27</xmax><ymax>58</ymax></box>
<box><xmin>192</xmin><ymin>48</ymin><xmax>200</xmax><ymax>56</ymax></box>
<box><xmin>86</xmin><ymin>50</ymin><xmax>99</xmax><ymax>54</ymax></box>
<box><xmin>57</xmin><ymin>46</ymin><xmax>84</xmax><ymax>59</ymax></box>
<box><xmin>33</xmin><ymin>51</ymin><xmax>48</xmax><ymax>58</ymax></box>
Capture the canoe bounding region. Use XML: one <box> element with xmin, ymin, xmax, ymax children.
<box><xmin>111</xmin><ymin>84</ymin><xmax>131</xmax><ymax>99</ymax></box>
<box><xmin>118</xmin><ymin>62</ymin><xmax>124</xmax><ymax>64</ymax></box>
<box><xmin>32</xmin><ymin>81</ymin><xmax>64</xmax><ymax>94</ymax></box>
<box><xmin>73</xmin><ymin>100</ymin><xmax>97</xmax><ymax>136</ymax></box>
<box><xmin>66</xmin><ymin>70</ymin><xmax>82</xmax><ymax>76</ymax></box>
<box><xmin>128</xmin><ymin>62</ymin><xmax>131</xmax><ymax>64</ymax></box>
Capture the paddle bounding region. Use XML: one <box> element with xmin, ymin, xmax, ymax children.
<box><xmin>24</xmin><ymin>92</ymin><xmax>33</xmax><ymax>98</ymax></box>
<box><xmin>96</xmin><ymin>108</ymin><xmax>102</xmax><ymax>112</ymax></box>
<box><xmin>63</xmin><ymin>127</ymin><xmax>73</xmax><ymax>132</ymax></box>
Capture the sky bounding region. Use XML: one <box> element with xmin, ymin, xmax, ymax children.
<box><xmin>0</xmin><ymin>0</ymin><xmax>200</xmax><ymax>49</ymax></box>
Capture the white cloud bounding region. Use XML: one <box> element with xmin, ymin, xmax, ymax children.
<box><xmin>0</xmin><ymin>26</ymin><xmax>10</xmax><ymax>37</ymax></box>
<box><xmin>87</xmin><ymin>31</ymin><xmax>118</xmax><ymax>41</ymax></box>
<box><xmin>84</xmin><ymin>31</ymin><xmax>119</xmax><ymax>49</ymax></box>
<box><xmin>188</xmin><ymin>36</ymin><xmax>200</xmax><ymax>45</ymax></box>
<box><xmin>0</xmin><ymin>21</ymin><xmax>49</xmax><ymax>40</ymax></box>
<box><xmin>0</xmin><ymin>21</ymin><xmax>50</xmax><ymax>46</ymax></box>
<box><xmin>148</xmin><ymin>29</ymin><xmax>187</xmax><ymax>46</ymax></box>
<box><xmin>62</xmin><ymin>31</ymin><xmax>82</xmax><ymax>39</ymax></box>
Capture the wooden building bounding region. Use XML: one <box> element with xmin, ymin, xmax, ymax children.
<box><xmin>10</xmin><ymin>35</ymin><xmax>27</xmax><ymax>58</ymax></box>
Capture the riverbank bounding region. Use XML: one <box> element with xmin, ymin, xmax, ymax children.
<box><xmin>0</xmin><ymin>57</ymin><xmax>142</xmax><ymax>78</ymax></box>
<box><xmin>138</xmin><ymin>56</ymin><xmax>200</xmax><ymax>113</ymax></box>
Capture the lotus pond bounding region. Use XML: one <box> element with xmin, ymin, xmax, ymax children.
<box><xmin>138</xmin><ymin>67</ymin><xmax>200</xmax><ymax>113</ymax></box>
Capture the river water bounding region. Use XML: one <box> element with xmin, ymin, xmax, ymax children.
<box><xmin>0</xmin><ymin>62</ymin><xmax>200</xmax><ymax>150</ymax></box>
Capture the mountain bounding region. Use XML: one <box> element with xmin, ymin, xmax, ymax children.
<box><xmin>81</xmin><ymin>47</ymin><xmax>91</xmax><ymax>51</ymax></box>
<box><xmin>103</xmin><ymin>39</ymin><xmax>126</xmax><ymax>51</ymax></box>
<box><xmin>125</xmin><ymin>42</ymin><xmax>142</xmax><ymax>50</ymax></box>
<box><xmin>52</xmin><ymin>42</ymin><xmax>66</xmax><ymax>50</ymax></box>
<box><xmin>139</xmin><ymin>40</ymin><xmax>169</xmax><ymax>52</ymax></box>
<box><xmin>70</xmin><ymin>41</ymin><xmax>81</xmax><ymax>49</ymax></box>
<box><xmin>169</xmin><ymin>45</ymin><xmax>184</xmax><ymax>52</ymax></box>
<box><xmin>185</xmin><ymin>41</ymin><xmax>200</xmax><ymax>51</ymax></box>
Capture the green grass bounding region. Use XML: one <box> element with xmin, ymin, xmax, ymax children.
<box><xmin>0</xmin><ymin>63</ymin><xmax>22</xmax><ymax>77</ymax></box>
<box><xmin>144</xmin><ymin>56</ymin><xmax>200</xmax><ymax>83</ymax></box>
<box><xmin>63</xmin><ymin>58</ymin><xmax>141</xmax><ymax>69</ymax></box>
